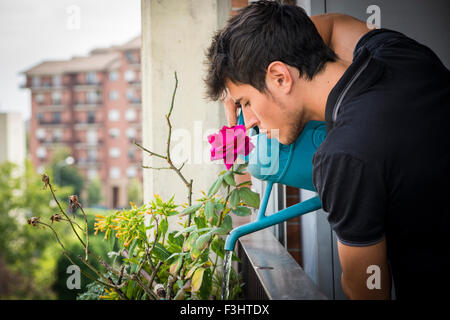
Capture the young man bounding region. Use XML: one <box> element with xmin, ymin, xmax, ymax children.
<box><xmin>204</xmin><ymin>1</ymin><xmax>450</xmax><ymax>299</ymax></box>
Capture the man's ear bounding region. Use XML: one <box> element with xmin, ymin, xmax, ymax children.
<box><xmin>266</xmin><ymin>61</ymin><xmax>294</xmax><ymax>94</ymax></box>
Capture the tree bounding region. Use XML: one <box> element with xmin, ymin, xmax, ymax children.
<box><xmin>0</xmin><ymin>160</ymin><xmax>73</xmax><ymax>299</ymax></box>
<box><xmin>127</xmin><ymin>178</ymin><xmax>143</xmax><ymax>206</ymax></box>
<box><xmin>87</xmin><ymin>177</ymin><xmax>102</xmax><ymax>207</ymax></box>
<box><xmin>49</xmin><ymin>147</ymin><xmax>84</xmax><ymax>197</ymax></box>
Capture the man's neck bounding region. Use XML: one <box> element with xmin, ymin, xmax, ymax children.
<box><xmin>300</xmin><ymin>59</ymin><xmax>350</xmax><ymax>122</ymax></box>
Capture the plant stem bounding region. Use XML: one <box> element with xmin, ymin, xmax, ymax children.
<box><xmin>48</xmin><ymin>183</ymin><xmax>85</xmax><ymax>248</ymax></box>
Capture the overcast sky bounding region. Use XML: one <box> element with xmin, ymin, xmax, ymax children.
<box><xmin>0</xmin><ymin>0</ymin><xmax>141</xmax><ymax>120</ymax></box>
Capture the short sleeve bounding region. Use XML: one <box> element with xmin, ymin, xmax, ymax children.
<box><xmin>312</xmin><ymin>152</ymin><xmax>387</xmax><ymax>247</ymax></box>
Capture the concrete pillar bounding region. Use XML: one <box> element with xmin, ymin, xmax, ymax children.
<box><xmin>141</xmin><ymin>0</ymin><xmax>230</xmax><ymax>207</ymax></box>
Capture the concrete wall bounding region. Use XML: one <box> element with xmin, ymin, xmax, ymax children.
<box><xmin>141</xmin><ymin>0</ymin><xmax>230</xmax><ymax>209</ymax></box>
<box><xmin>0</xmin><ymin>112</ymin><xmax>26</xmax><ymax>166</ymax></box>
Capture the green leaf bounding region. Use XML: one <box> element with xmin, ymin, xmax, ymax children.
<box><xmin>234</xmin><ymin>163</ymin><xmax>247</xmax><ymax>173</ymax></box>
<box><xmin>159</xmin><ymin>218</ymin><xmax>168</xmax><ymax>239</ymax></box>
<box><xmin>217</xmin><ymin>215</ymin><xmax>232</xmax><ymax>235</ymax></box>
<box><xmin>174</xmin><ymin>225</ymin><xmax>197</xmax><ymax>238</ymax></box>
<box><xmin>194</xmin><ymin>232</ymin><xmax>212</xmax><ymax>252</ymax></box>
<box><xmin>186</xmin><ymin>264</ymin><xmax>200</xmax><ymax>279</ymax></box>
<box><xmin>229</xmin><ymin>189</ymin><xmax>240</xmax><ymax>209</ymax></box>
<box><xmin>232</xmin><ymin>206</ymin><xmax>252</xmax><ymax>216</ymax></box>
<box><xmin>204</xmin><ymin>201</ymin><xmax>215</xmax><ymax>220</ymax></box>
<box><xmin>167</xmin><ymin>231</ymin><xmax>184</xmax><ymax>251</ymax></box>
<box><xmin>211</xmin><ymin>235</ymin><xmax>225</xmax><ymax>259</ymax></box>
<box><xmin>169</xmin><ymin>256</ymin><xmax>183</xmax><ymax>275</ymax></box>
<box><xmin>223</xmin><ymin>171</ymin><xmax>236</xmax><ymax>186</ymax></box>
<box><xmin>179</xmin><ymin>203</ymin><xmax>202</xmax><ymax>216</ymax></box>
<box><xmin>191</xmin><ymin>267</ymin><xmax>205</xmax><ymax>292</ymax></box>
<box><xmin>238</xmin><ymin>187</ymin><xmax>260</xmax><ymax>208</ymax></box>
<box><xmin>199</xmin><ymin>268</ymin><xmax>212</xmax><ymax>300</ymax></box>
<box><xmin>236</xmin><ymin>180</ymin><xmax>252</xmax><ymax>188</ymax></box>
<box><xmin>183</xmin><ymin>232</ymin><xmax>199</xmax><ymax>252</ymax></box>
<box><xmin>152</xmin><ymin>242</ymin><xmax>172</xmax><ymax>261</ymax></box>
<box><xmin>207</xmin><ymin>176</ymin><xmax>223</xmax><ymax>197</ymax></box>
<box><xmin>194</xmin><ymin>216</ymin><xmax>207</xmax><ymax>229</ymax></box>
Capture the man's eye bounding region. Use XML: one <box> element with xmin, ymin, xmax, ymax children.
<box><xmin>244</xmin><ymin>102</ymin><xmax>250</xmax><ymax>107</ymax></box>
<box><xmin>235</xmin><ymin>102</ymin><xmax>242</xmax><ymax>109</ymax></box>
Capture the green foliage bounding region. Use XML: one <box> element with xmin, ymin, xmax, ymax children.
<box><xmin>0</xmin><ymin>160</ymin><xmax>72</xmax><ymax>299</ymax></box>
<box><xmin>49</xmin><ymin>147</ymin><xmax>84</xmax><ymax>196</ymax></box>
<box><xmin>83</xmin><ymin>163</ymin><xmax>256</xmax><ymax>300</ymax></box>
<box><xmin>87</xmin><ymin>178</ymin><xmax>102</xmax><ymax>207</ymax></box>
<box><xmin>127</xmin><ymin>178</ymin><xmax>143</xmax><ymax>207</ymax></box>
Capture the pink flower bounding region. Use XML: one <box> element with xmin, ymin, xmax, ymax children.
<box><xmin>207</xmin><ymin>125</ymin><xmax>254</xmax><ymax>170</ymax></box>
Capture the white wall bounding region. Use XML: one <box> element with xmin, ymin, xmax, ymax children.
<box><xmin>141</xmin><ymin>0</ymin><xmax>229</xmax><ymax>212</ymax></box>
<box><xmin>0</xmin><ymin>112</ymin><xmax>26</xmax><ymax>166</ymax></box>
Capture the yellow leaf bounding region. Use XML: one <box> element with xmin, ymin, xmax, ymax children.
<box><xmin>191</xmin><ymin>268</ymin><xmax>205</xmax><ymax>292</ymax></box>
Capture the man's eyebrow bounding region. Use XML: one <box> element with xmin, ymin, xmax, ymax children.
<box><xmin>234</xmin><ymin>97</ymin><xmax>242</xmax><ymax>105</ymax></box>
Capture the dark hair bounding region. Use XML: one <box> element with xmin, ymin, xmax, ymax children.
<box><xmin>204</xmin><ymin>0</ymin><xmax>338</xmax><ymax>101</ymax></box>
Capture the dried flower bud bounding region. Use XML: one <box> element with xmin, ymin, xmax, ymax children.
<box><xmin>50</xmin><ymin>214</ymin><xmax>62</xmax><ymax>223</ymax></box>
<box><xmin>27</xmin><ymin>217</ymin><xmax>40</xmax><ymax>227</ymax></box>
<box><xmin>68</xmin><ymin>195</ymin><xmax>81</xmax><ymax>210</ymax></box>
<box><xmin>41</xmin><ymin>174</ymin><xmax>50</xmax><ymax>189</ymax></box>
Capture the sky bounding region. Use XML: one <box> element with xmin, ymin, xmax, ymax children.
<box><xmin>0</xmin><ymin>0</ymin><xmax>141</xmax><ymax>121</ymax></box>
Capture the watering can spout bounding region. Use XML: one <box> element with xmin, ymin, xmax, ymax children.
<box><xmin>224</xmin><ymin>181</ymin><xmax>322</xmax><ymax>251</ymax></box>
<box><xmin>224</xmin><ymin>112</ymin><xmax>327</xmax><ymax>251</ymax></box>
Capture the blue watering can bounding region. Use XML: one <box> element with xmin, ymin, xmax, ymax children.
<box><xmin>224</xmin><ymin>112</ymin><xmax>327</xmax><ymax>251</ymax></box>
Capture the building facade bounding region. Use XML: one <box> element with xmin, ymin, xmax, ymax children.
<box><xmin>23</xmin><ymin>37</ymin><xmax>142</xmax><ymax>209</ymax></box>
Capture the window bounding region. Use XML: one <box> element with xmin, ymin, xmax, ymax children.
<box><xmin>87</xmin><ymin>111</ymin><xmax>95</xmax><ymax>123</ymax></box>
<box><xmin>125</xmin><ymin>51</ymin><xmax>134</xmax><ymax>63</ymax></box>
<box><xmin>109</xmin><ymin>147</ymin><xmax>120</xmax><ymax>158</ymax></box>
<box><xmin>87</xmin><ymin>130</ymin><xmax>97</xmax><ymax>145</ymax></box>
<box><xmin>124</xmin><ymin>70</ymin><xmax>135</xmax><ymax>82</ymax></box>
<box><xmin>52</xmin><ymin>75</ymin><xmax>62</xmax><ymax>87</ymax></box>
<box><xmin>109</xmin><ymin>90</ymin><xmax>119</xmax><ymax>101</ymax></box>
<box><xmin>86</xmin><ymin>71</ymin><xmax>97</xmax><ymax>84</ymax></box>
<box><xmin>37</xmin><ymin>112</ymin><xmax>44</xmax><ymax>123</ymax></box>
<box><xmin>126</xmin><ymin>88</ymin><xmax>135</xmax><ymax>101</ymax></box>
<box><xmin>32</xmin><ymin>76</ymin><xmax>40</xmax><ymax>87</ymax></box>
<box><xmin>108</xmin><ymin>109</ymin><xmax>120</xmax><ymax>122</ymax></box>
<box><xmin>52</xmin><ymin>91</ymin><xmax>62</xmax><ymax>105</ymax></box>
<box><xmin>87</xmin><ymin>169</ymin><xmax>98</xmax><ymax>180</ymax></box>
<box><xmin>88</xmin><ymin>149</ymin><xmax>97</xmax><ymax>161</ymax></box>
<box><xmin>125</xmin><ymin>109</ymin><xmax>136</xmax><ymax>121</ymax></box>
<box><xmin>128</xmin><ymin>148</ymin><xmax>134</xmax><ymax>159</ymax></box>
<box><xmin>35</xmin><ymin>94</ymin><xmax>45</xmax><ymax>104</ymax></box>
<box><xmin>53</xmin><ymin>112</ymin><xmax>61</xmax><ymax>123</ymax></box>
<box><xmin>110</xmin><ymin>167</ymin><xmax>121</xmax><ymax>179</ymax></box>
<box><xmin>109</xmin><ymin>71</ymin><xmax>119</xmax><ymax>81</ymax></box>
<box><xmin>126</xmin><ymin>166</ymin><xmax>137</xmax><ymax>178</ymax></box>
<box><xmin>53</xmin><ymin>129</ymin><xmax>62</xmax><ymax>142</ymax></box>
<box><xmin>109</xmin><ymin>128</ymin><xmax>120</xmax><ymax>138</ymax></box>
<box><xmin>36</xmin><ymin>128</ymin><xmax>46</xmax><ymax>140</ymax></box>
<box><xmin>86</xmin><ymin>91</ymin><xmax>100</xmax><ymax>104</ymax></box>
<box><xmin>36</xmin><ymin>146</ymin><xmax>47</xmax><ymax>159</ymax></box>
<box><xmin>126</xmin><ymin>127</ymin><xmax>136</xmax><ymax>139</ymax></box>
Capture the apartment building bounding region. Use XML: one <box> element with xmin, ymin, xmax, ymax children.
<box><xmin>23</xmin><ymin>36</ymin><xmax>142</xmax><ymax>209</ymax></box>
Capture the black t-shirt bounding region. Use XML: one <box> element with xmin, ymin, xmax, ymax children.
<box><xmin>312</xmin><ymin>28</ymin><xmax>450</xmax><ymax>299</ymax></box>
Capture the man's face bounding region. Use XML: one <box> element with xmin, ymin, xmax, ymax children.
<box><xmin>226</xmin><ymin>79</ymin><xmax>305</xmax><ymax>145</ymax></box>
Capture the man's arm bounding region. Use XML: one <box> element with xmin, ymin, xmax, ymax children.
<box><xmin>310</xmin><ymin>13</ymin><xmax>371</xmax><ymax>63</ymax></box>
<box><xmin>337</xmin><ymin>238</ymin><xmax>391</xmax><ymax>299</ymax></box>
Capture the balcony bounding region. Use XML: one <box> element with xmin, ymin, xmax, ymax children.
<box><xmin>38</xmin><ymin>119</ymin><xmax>67</xmax><ymax>127</ymax></box>
<box><xmin>73</xmin><ymin>80</ymin><xmax>103</xmax><ymax>90</ymax></box>
<box><xmin>127</xmin><ymin>97</ymin><xmax>142</xmax><ymax>106</ymax></box>
<box><xmin>74</xmin><ymin>100</ymin><xmax>103</xmax><ymax>110</ymax></box>
<box><xmin>127</xmin><ymin>79</ymin><xmax>141</xmax><ymax>87</ymax></box>
<box><xmin>74</xmin><ymin>139</ymin><xmax>103</xmax><ymax>149</ymax></box>
<box><xmin>76</xmin><ymin>157</ymin><xmax>100</xmax><ymax>167</ymax></box>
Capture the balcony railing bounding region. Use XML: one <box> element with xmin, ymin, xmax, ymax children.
<box><xmin>236</xmin><ymin>227</ymin><xmax>327</xmax><ymax>300</ymax></box>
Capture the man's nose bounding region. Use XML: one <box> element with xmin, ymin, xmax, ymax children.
<box><xmin>242</xmin><ymin>106</ymin><xmax>259</xmax><ymax>130</ymax></box>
